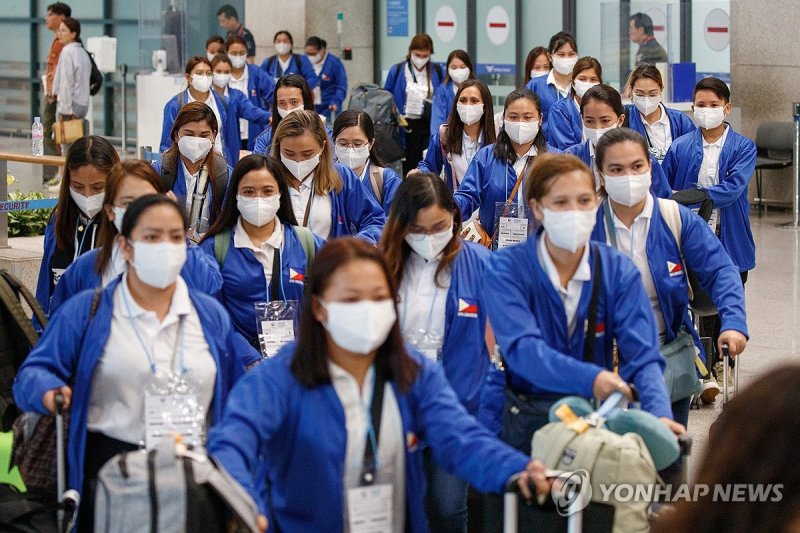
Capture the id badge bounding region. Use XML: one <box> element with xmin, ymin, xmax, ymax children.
<box><xmin>347</xmin><ymin>483</ymin><xmax>393</xmax><ymax>533</ymax></box>
<box><xmin>255</xmin><ymin>301</ymin><xmax>299</xmax><ymax>358</ymax></box>
<box><xmin>144</xmin><ymin>387</ymin><xmax>202</xmax><ymax>450</ymax></box>
<box><xmin>494</xmin><ymin>202</ymin><xmax>531</xmax><ymax>250</ymax></box>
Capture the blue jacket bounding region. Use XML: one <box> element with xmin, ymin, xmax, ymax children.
<box><xmin>198</xmin><ymin>224</ymin><xmax>324</xmax><ymax>343</ymax></box>
<box><xmin>453</xmin><ymin>144</ymin><xmax>557</xmax><ymax>238</ymax></box>
<box><xmin>544</xmin><ymin>96</ymin><xmax>583</xmax><ymax>150</ymax></box>
<box><xmin>525</xmin><ymin>74</ymin><xmax>570</xmax><ymax>129</ymax></box>
<box><xmin>238</xmin><ymin>64</ymin><xmax>276</xmax><ymax>150</ymax></box>
<box><xmin>417</xmin><ymin>128</ymin><xmax>491</xmax><ymax>193</ymax></box>
<box><xmin>260</xmin><ymin>53</ymin><xmax>319</xmax><ymax>89</ymax></box>
<box><xmin>625</xmin><ymin>104</ymin><xmax>696</xmax><ymax>151</ymax></box>
<box><xmin>483</xmin><ymin>233</ymin><xmax>672</xmax><ymax>419</ymax></box>
<box><xmin>313</xmin><ymin>53</ymin><xmax>348</xmax><ymax>121</ymax></box>
<box><xmin>430</xmin><ymin>80</ymin><xmax>457</xmax><ymax>136</ymax></box>
<box><xmin>592</xmin><ymin>196</ymin><xmax>748</xmax><ymax>357</ymax></box>
<box><xmin>661</xmin><ymin>126</ymin><xmax>757</xmax><ymax>272</ymax></box>
<box><xmin>207</xmin><ymin>346</ymin><xmax>530</xmax><ymax>531</ymax></box>
<box><xmin>321</xmin><ymin>163</ymin><xmax>386</xmax><ymax>242</ymax></box>
<box><xmin>13</xmin><ymin>278</ymin><xmax>258</xmax><ymax>495</ymax></box>
<box><xmin>159</xmin><ymin>90</ymin><xmax>240</xmax><ymax>167</ymax></box>
<box><xmin>564</xmin><ymin>139</ymin><xmax>672</xmax><ymax>198</ymax></box>
<box><xmin>48</xmin><ymin>244</ymin><xmax>223</xmax><ymax>315</ymax></box>
<box><xmin>151</xmin><ymin>157</ymin><xmax>232</xmax><ymax>228</ymax></box>
<box><xmin>252</xmin><ymin>122</ymin><xmax>333</xmax><ymax>156</ymax></box>
<box><xmin>224</xmin><ymin>87</ymin><xmax>271</xmax><ymax>155</ymax></box>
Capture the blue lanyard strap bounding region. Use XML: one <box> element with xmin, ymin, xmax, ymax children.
<box><xmin>361</xmin><ymin>365</ymin><xmax>385</xmax><ymax>485</ymax></box>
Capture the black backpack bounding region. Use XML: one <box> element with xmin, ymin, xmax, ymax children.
<box><xmin>84</xmin><ymin>47</ymin><xmax>104</xmax><ymax>96</ymax></box>
<box><xmin>348</xmin><ymin>83</ymin><xmax>405</xmax><ymax>164</ymax></box>
<box><xmin>0</xmin><ymin>270</ymin><xmax>47</xmax><ymax>431</ymax></box>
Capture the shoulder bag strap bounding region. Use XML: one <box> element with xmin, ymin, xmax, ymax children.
<box><xmin>657</xmin><ymin>198</ymin><xmax>693</xmax><ymax>301</ymax></box>
<box><xmin>213</xmin><ymin>229</ymin><xmax>231</xmax><ymax>268</ymax></box>
<box><xmin>369</xmin><ymin>166</ymin><xmax>384</xmax><ymax>205</ymax></box>
<box><xmin>602</xmin><ymin>197</ymin><xmax>619</xmax><ymax>249</ymax></box>
<box><xmin>583</xmin><ymin>246</ymin><xmax>602</xmax><ymax>363</ymax></box>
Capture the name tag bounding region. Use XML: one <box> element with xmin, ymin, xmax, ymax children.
<box><xmin>144</xmin><ymin>391</ymin><xmax>202</xmax><ymax>450</ymax></box>
<box><xmin>259</xmin><ymin>319</ymin><xmax>295</xmax><ymax>357</ymax></box>
<box><xmin>497</xmin><ymin>217</ymin><xmax>528</xmax><ymax>250</ymax></box>
<box><xmin>348</xmin><ymin>483</ymin><xmax>393</xmax><ymax>533</ymax></box>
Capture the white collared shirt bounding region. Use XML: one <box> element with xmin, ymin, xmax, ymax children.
<box><xmin>87</xmin><ymin>275</ymin><xmax>216</xmax><ymax>444</ymax></box>
<box><xmin>698</xmin><ymin>125</ymin><xmax>729</xmax><ymax>188</ymax></box>
<box><xmin>288</xmin><ymin>175</ymin><xmax>333</xmax><ymax>238</ymax></box>
<box><xmin>513</xmin><ymin>144</ymin><xmax>538</xmax><ymax>205</ymax></box>
<box><xmin>462</xmin><ymin>131</ymin><xmax>482</xmax><ymax>166</ymax></box>
<box><xmin>277</xmin><ymin>56</ymin><xmax>291</xmax><ymax>74</ymax></box>
<box><xmin>642</xmin><ymin>104</ymin><xmax>673</xmax><ymax>154</ymax></box>
<box><xmin>398</xmin><ymin>252</ymin><xmax>450</xmax><ymax>352</ymax></box>
<box><xmin>233</xmin><ymin>216</ymin><xmax>283</xmax><ymax>283</ymax></box>
<box><xmin>537</xmin><ymin>232</ymin><xmax>592</xmax><ymax>337</ymax></box>
<box><xmin>328</xmin><ymin>362</ymin><xmax>405</xmax><ymax>533</ymax></box>
<box><xmin>546</xmin><ymin>69</ymin><xmax>570</xmax><ymax>98</ymax></box>
<box><xmin>312</xmin><ymin>53</ymin><xmax>326</xmax><ymax>76</ymax></box>
<box><xmin>230</xmin><ymin>67</ymin><xmax>250</xmax><ymax>140</ymax></box>
<box><xmin>605</xmin><ymin>195</ymin><xmax>665</xmax><ymax>339</ymax></box>
<box><xmin>187</xmin><ymin>90</ymin><xmax>223</xmax><ymax>149</ymax></box>
<box><xmin>181</xmin><ymin>161</ymin><xmax>212</xmax><ymax>234</ymax></box>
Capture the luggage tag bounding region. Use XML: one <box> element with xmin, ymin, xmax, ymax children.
<box><xmin>494</xmin><ymin>202</ymin><xmax>531</xmax><ymax>250</ymax></box>
<box><xmin>255</xmin><ymin>300</ymin><xmax>299</xmax><ymax>358</ymax></box>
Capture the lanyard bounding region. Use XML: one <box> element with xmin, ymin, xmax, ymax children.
<box><xmin>505</xmin><ymin>155</ymin><xmax>533</xmax><ymax>207</ymax></box>
<box><xmin>121</xmin><ymin>284</ymin><xmax>186</xmax><ymax>376</ymax></box>
<box><xmin>301</xmin><ymin>182</ymin><xmax>315</xmax><ymax>228</ymax></box>
<box><xmin>73</xmin><ymin>218</ymin><xmax>97</xmax><ymax>261</ymax></box>
<box><xmin>268</xmin><ymin>246</ymin><xmax>287</xmax><ymax>302</ymax></box>
<box><xmin>361</xmin><ymin>366</ymin><xmax>386</xmax><ymax>486</ymax></box>
<box><xmin>400</xmin><ymin>264</ymin><xmax>440</xmax><ymax>337</ymax></box>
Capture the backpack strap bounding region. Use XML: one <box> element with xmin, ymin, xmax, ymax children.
<box><xmin>369</xmin><ymin>166</ymin><xmax>384</xmax><ymax>205</ymax></box>
<box><xmin>0</xmin><ymin>270</ymin><xmax>48</xmax><ymax>333</ymax></box>
<box><xmin>292</xmin><ymin>226</ymin><xmax>316</xmax><ymax>275</ymax></box>
<box><xmin>211</xmin><ymin>156</ymin><xmax>230</xmax><ymax>207</ymax></box>
<box><xmin>438</xmin><ymin>123</ymin><xmax>457</xmax><ymax>192</ymax></box>
<box><xmin>160</xmin><ymin>150</ymin><xmax>179</xmax><ymax>193</ymax></box>
<box><xmin>213</xmin><ymin>229</ymin><xmax>231</xmax><ymax>268</ymax></box>
<box><xmin>583</xmin><ymin>245</ymin><xmax>602</xmax><ymax>363</ymax></box>
<box><xmin>0</xmin><ymin>271</ymin><xmax>40</xmax><ymax>347</ymax></box>
<box><xmin>657</xmin><ymin>198</ymin><xmax>693</xmax><ymax>301</ymax></box>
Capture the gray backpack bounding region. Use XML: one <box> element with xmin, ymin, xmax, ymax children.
<box><xmin>94</xmin><ymin>439</ymin><xmax>261</xmax><ymax>533</ymax></box>
<box><xmin>347</xmin><ymin>84</ymin><xmax>405</xmax><ymax>163</ymax></box>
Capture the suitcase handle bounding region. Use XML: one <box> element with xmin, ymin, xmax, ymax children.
<box><xmin>54</xmin><ymin>392</ymin><xmax>65</xmax><ymax>415</ymax></box>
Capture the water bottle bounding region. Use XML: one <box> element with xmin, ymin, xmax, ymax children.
<box><xmin>32</xmin><ymin>117</ymin><xmax>44</xmax><ymax>156</ymax></box>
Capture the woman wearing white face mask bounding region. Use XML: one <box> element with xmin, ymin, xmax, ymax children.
<box><xmin>50</xmin><ymin>160</ymin><xmax>224</xmax><ymax>315</ymax></box>
<box><xmin>15</xmin><ymin>194</ymin><xmax>256</xmax><ymax>532</ymax></box>
<box><xmin>260</xmin><ymin>30</ymin><xmax>319</xmax><ymax>90</ymax></box>
<box><xmin>414</xmin><ymin>79</ymin><xmax>497</xmax><ymax>193</ymax></box>
<box><xmin>333</xmin><ymin>110</ymin><xmax>402</xmax><ymax>214</ymax></box>
<box><xmin>160</xmin><ymin>56</ymin><xmax>240</xmax><ymax>166</ymax></box>
<box><xmin>429</xmin><ymin>49</ymin><xmax>475</xmax><ymax>137</ymax></box>
<box><xmin>304</xmin><ymin>35</ymin><xmax>348</xmax><ymax>123</ymax></box>
<box><xmin>522</xmin><ymin>46</ymin><xmax>552</xmax><ymax>87</ymax></box>
<box><xmin>384</xmin><ymin>33</ymin><xmax>446</xmax><ymax>175</ymax></box>
<box><xmin>381</xmin><ymin>174</ymin><xmax>496</xmax><ymax>532</ymax></box>
<box><xmin>252</xmin><ymin>74</ymin><xmax>331</xmax><ymax>155</ymax></box>
<box><xmin>207</xmin><ymin>237</ymin><xmax>550</xmax><ymax>533</ymax></box>
<box><xmin>565</xmin><ymin>83</ymin><xmax>672</xmax><ymax>197</ymax></box>
<box><xmin>454</xmin><ymin>89</ymin><xmax>552</xmax><ymax>249</ymax></box>
<box><xmin>591</xmin><ymin>128</ymin><xmax>747</xmax><ymax>427</ymax></box>
<box><xmin>544</xmin><ymin>56</ymin><xmax>603</xmax><ymax>150</ymax></box>
<box><xmin>272</xmin><ymin>110</ymin><xmax>385</xmax><ymax>243</ymax></box>
<box><xmin>199</xmin><ymin>154</ymin><xmax>323</xmax><ymax>348</ymax></box>
<box><xmin>36</xmin><ymin>135</ymin><xmax>119</xmax><ymax>318</ymax></box>
<box><xmin>524</xmin><ymin>32</ymin><xmax>578</xmax><ymax>125</ymax></box>
<box><xmin>625</xmin><ymin>65</ymin><xmax>696</xmax><ymax>163</ymax></box>
<box><xmin>153</xmin><ymin>101</ymin><xmax>232</xmax><ymax>238</ymax></box>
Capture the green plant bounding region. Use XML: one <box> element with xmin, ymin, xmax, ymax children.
<box><xmin>7</xmin><ymin>190</ymin><xmax>54</xmax><ymax>237</ymax></box>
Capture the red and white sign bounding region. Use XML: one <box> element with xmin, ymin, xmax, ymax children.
<box><xmin>646</xmin><ymin>7</ymin><xmax>667</xmax><ymax>49</ymax></box>
<box><xmin>434</xmin><ymin>5</ymin><xmax>457</xmax><ymax>43</ymax></box>
<box><xmin>485</xmin><ymin>5</ymin><xmax>510</xmax><ymax>46</ymax></box>
<box><xmin>704</xmin><ymin>8</ymin><xmax>730</xmax><ymax>52</ymax></box>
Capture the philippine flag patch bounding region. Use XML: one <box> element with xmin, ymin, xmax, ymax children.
<box><xmin>667</xmin><ymin>261</ymin><xmax>683</xmax><ymax>277</ymax></box>
<box><xmin>458</xmin><ymin>298</ymin><xmax>479</xmax><ymax>318</ymax></box>
<box><xmin>289</xmin><ymin>268</ymin><xmax>305</xmax><ymax>284</ymax></box>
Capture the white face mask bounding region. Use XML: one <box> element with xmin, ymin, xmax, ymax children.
<box><xmin>177</xmin><ymin>136</ymin><xmax>213</xmax><ymax>163</ymax></box>
<box><xmin>540</xmin><ymin>207</ymin><xmax>598</xmax><ymax>253</ymax></box>
<box><xmin>277</xmin><ymin>105</ymin><xmax>304</xmax><ymax>119</ymax></box>
<box><xmin>237</xmin><ymin>194</ymin><xmax>281</xmax><ymax>227</ymax></box>
<box><xmin>275</xmin><ymin>42</ymin><xmax>292</xmax><ymax>56</ymax></box>
<box><xmin>307</xmin><ymin>52</ymin><xmax>323</xmax><ymax>64</ymax></box>
<box><xmin>694</xmin><ymin>107</ymin><xmax>726</xmax><ymax>130</ymax></box>
<box><xmin>111</xmin><ymin>206</ymin><xmax>126</xmax><ymax>233</ymax></box>
<box><xmin>190</xmin><ymin>74</ymin><xmax>213</xmax><ymax>93</ymax></box>
<box><xmin>505</xmin><ymin>120</ymin><xmax>539</xmax><ymax>145</ymax></box>
<box><xmin>603</xmin><ymin>171</ymin><xmax>652</xmax><ymax>207</ymax></box>
<box><xmin>633</xmin><ymin>95</ymin><xmax>661</xmax><ymax>116</ymax></box>
<box><xmin>335</xmin><ymin>145</ymin><xmax>371</xmax><ymax>170</ymax></box>
<box><xmin>573</xmin><ymin>79</ymin><xmax>598</xmax><ymax>99</ymax></box>
<box><xmin>552</xmin><ymin>56</ymin><xmax>578</xmax><ymax>75</ymax></box>
<box><xmin>212</xmin><ymin>73</ymin><xmax>231</xmax><ymax>89</ymax></box>
<box><xmin>206</xmin><ymin>52</ymin><xmax>217</xmax><ymax>62</ymax></box>
<box><xmin>531</xmin><ymin>69</ymin><xmax>549</xmax><ymax>79</ymax></box>
<box><xmin>410</xmin><ymin>54</ymin><xmax>430</xmax><ymax>70</ymax></box>
<box><xmin>69</xmin><ymin>189</ymin><xmax>105</xmax><ymax>219</ymax></box>
<box><xmin>130</xmin><ymin>241</ymin><xmax>187</xmax><ymax>289</ymax></box>
<box><xmin>456</xmin><ymin>104</ymin><xmax>484</xmax><ymax>126</ymax></box>
<box><xmin>228</xmin><ymin>54</ymin><xmax>247</xmax><ymax>69</ymax></box>
<box><xmin>320</xmin><ymin>299</ymin><xmax>397</xmax><ymax>355</ymax></box>
<box><xmin>281</xmin><ymin>151</ymin><xmax>322</xmax><ymax>181</ymax></box>
<box><xmin>448</xmin><ymin>67</ymin><xmax>470</xmax><ymax>84</ymax></box>
<box><xmin>404</xmin><ymin>223</ymin><xmax>453</xmax><ymax>261</ymax></box>
<box><xmin>583</xmin><ymin>124</ymin><xmax>618</xmax><ymax>147</ymax></box>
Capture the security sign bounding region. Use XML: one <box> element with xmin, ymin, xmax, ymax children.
<box><xmin>435</xmin><ymin>5</ymin><xmax>457</xmax><ymax>44</ymax></box>
<box><xmin>704</xmin><ymin>8</ymin><xmax>730</xmax><ymax>52</ymax></box>
<box><xmin>485</xmin><ymin>5</ymin><xmax>510</xmax><ymax>46</ymax></box>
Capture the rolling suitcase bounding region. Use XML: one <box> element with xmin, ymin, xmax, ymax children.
<box><xmin>503</xmin><ymin>472</ymin><xmax>588</xmax><ymax>533</ymax></box>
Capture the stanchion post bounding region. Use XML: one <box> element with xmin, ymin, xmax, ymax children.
<box><xmin>793</xmin><ymin>102</ymin><xmax>800</xmax><ymax>228</ymax></box>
